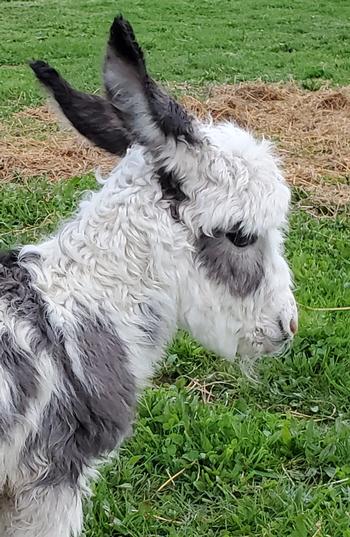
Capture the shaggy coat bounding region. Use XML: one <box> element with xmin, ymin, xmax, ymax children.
<box><xmin>0</xmin><ymin>15</ymin><xmax>297</xmax><ymax>536</ymax></box>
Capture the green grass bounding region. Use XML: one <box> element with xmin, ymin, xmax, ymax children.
<box><xmin>1</xmin><ymin>1</ymin><xmax>350</xmax><ymax>535</ymax></box>
<box><xmin>1</xmin><ymin>0</ymin><xmax>350</xmax><ymax>116</ymax></box>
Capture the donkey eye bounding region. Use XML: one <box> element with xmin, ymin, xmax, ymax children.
<box><xmin>226</xmin><ymin>229</ymin><xmax>257</xmax><ymax>247</ymax></box>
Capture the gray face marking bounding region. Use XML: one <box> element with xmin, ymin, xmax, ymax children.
<box><xmin>22</xmin><ymin>315</ymin><xmax>136</xmax><ymax>487</ymax></box>
<box><xmin>196</xmin><ymin>233</ymin><xmax>264</xmax><ymax>298</ymax></box>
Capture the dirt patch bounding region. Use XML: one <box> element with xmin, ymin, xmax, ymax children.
<box><xmin>1</xmin><ymin>83</ymin><xmax>349</xmax><ymax>211</ymax></box>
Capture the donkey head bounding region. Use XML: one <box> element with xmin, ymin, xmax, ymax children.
<box><xmin>31</xmin><ymin>15</ymin><xmax>297</xmax><ymax>363</ymax></box>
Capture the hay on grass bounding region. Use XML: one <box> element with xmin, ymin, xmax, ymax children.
<box><xmin>182</xmin><ymin>83</ymin><xmax>350</xmax><ymax>211</ymax></box>
<box><xmin>0</xmin><ymin>106</ymin><xmax>115</xmax><ymax>181</ymax></box>
<box><xmin>1</xmin><ymin>83</ymin><xmax>349</xmax><ymax>211</ymax></box>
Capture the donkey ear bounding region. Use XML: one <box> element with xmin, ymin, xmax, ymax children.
<box><xmin>30</xmin><ymin>60</ymin><xmax>131</xmax><ymax>155</ymax></box>
<box><xmin>103</xmin><ymin>15</ymin><xmax>197</xmax><ymax>147</ymax></box>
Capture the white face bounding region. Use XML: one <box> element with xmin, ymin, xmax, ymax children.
<box><xmin>176</xmin><ymin>122</ymin><xmax>298</xmax><ymax>362</ymax></box>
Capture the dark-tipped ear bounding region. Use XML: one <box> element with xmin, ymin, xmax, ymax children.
<box><xmin>103</xmin><ymin>15</ymin><xmax>197</xmax><ymax>146</ymax></box>
<box><xmin>30</xmin><ymin>60</ymin><xmax>131</xmax><ymax>155</ymax></box>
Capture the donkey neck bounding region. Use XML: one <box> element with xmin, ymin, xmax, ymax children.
<box><xmin>20</xmin><ymin>150</ymin><xmax>187</xmax><ymax>371</ymax></box>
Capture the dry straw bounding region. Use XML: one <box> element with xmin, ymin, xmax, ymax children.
<box><xmin>1</xmin><ymin>82</ymin><xmax>349</xmax><ymax>211</ymax></box>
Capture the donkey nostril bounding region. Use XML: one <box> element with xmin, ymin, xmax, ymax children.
<box><xmin>290</xmin><ymin>319</ymin><xmax>298</xmax><ymax>335</ymax></box>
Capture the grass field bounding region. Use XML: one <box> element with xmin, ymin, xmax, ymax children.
<box><xmin>1</xmin><ymin>1</ymin><xmax>350</xmax><ymax>536</ymax></box>
<box><xmin>1</xmin><ymin>0</ymin><xmax>350</xmax><ymax>116</ymax></box>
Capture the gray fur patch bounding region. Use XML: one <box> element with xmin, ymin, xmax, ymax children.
<box><xmin>196</xmin><ymin>233</ymin><xmax>264</xmax><ymax>297</ymax></box>
<box><xmin>22</xmin><ymin>314</ymin><xmax>136</xmax><ymax>487</ymax></box>
<box><xmin>0</xmin><ymin>250</ymin><xmax>136</xmax><ymax>487</ymax></box>
<box><xmin>137</xmin><ymin>302</ymin><xmax>161</xmax><ymax>344</ymax></box>
<box><xmin>157</xmin><ymin>167</ymin><xmax>188</xmax><ymax>221</ymax></box>
<box><xmin>0</xmin><ymin>251</ymin><xmax>40</xmax><ymax>435</ymax></box>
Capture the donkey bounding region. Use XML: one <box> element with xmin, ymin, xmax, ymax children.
<box><xmin>0</xmin><ymin>15</ymin><xmax>297</xmax><ymax>536</ymax></box>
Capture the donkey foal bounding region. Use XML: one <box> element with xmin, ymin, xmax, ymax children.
<box><xmin>0</xmin><ymin>15</ymin><xmax>298</xmax><ymax>536</ymax></box>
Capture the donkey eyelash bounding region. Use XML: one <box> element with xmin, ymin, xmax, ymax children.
<box><xmin>225</xmin><ymin>229</ymin><xmax>258</xmax><ymax>247</ymax></box>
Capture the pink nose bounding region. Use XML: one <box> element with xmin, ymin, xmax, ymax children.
<box><xmin>290</xmin><ymin>319</ymin><xmax>298</xmax><ymax>335</ymax></box>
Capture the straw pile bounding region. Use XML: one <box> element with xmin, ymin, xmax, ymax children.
<box><xmin>1</xmin><ymin>83</ymin><xmax>349</xmax><ymax>212</ymax></box>
<box><xmin>183</xmin><ymin>83</ymin><xmax>350</xmax><ymax>212</ymax></box>
<box><xmin>0</xmin><ymin>106</ymin><xmax>116</xmax><ymax>180</ymax></box>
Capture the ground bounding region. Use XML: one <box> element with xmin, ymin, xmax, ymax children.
<box><xmin>1</xmin><ymin>1</ymin><xmax>350</xmax><ymax>536</ymax></box>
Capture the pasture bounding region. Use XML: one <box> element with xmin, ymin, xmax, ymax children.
<box><xmin>1</xmin><ymin>1</ymin><xmax>349</xmax><ymax>536</ymax></box>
